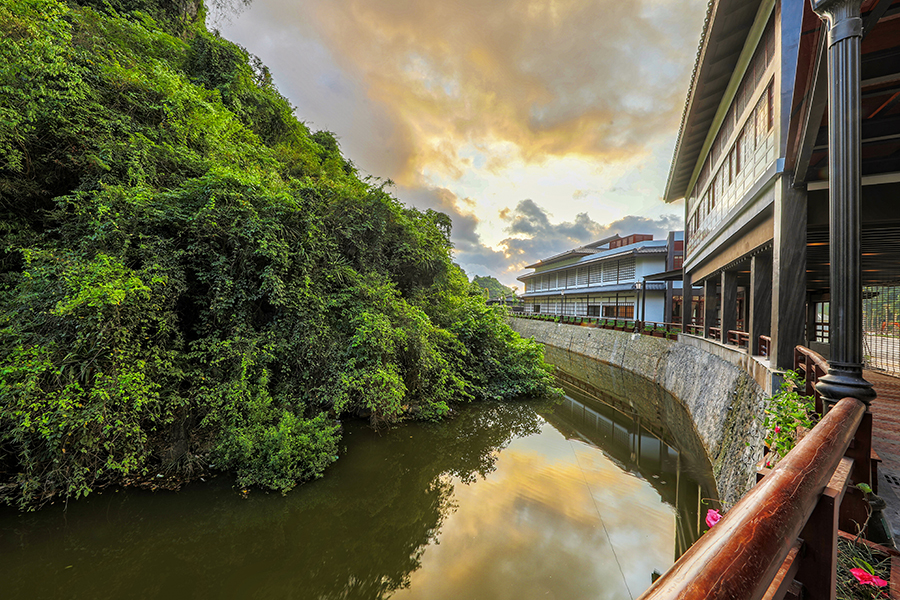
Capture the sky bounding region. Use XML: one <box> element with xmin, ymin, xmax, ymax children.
<box><xmin>211</xmin><ymin>0</ymin><xmax>708</xmax><ymax>287</ymax></box>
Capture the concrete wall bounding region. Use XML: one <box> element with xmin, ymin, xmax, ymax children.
<box><xmin>509</xmin><ymin>318</ymin><xmax>769</xmax><ymax>505</ymax></box>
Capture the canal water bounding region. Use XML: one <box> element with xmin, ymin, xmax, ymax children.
<box><xmin>0</xmin><ymin>373</ymin><xmax>715</xmax><ymax>600</ymax></box>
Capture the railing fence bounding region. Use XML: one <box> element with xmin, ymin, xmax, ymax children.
<box><xmin>864</xmin><ymin>283</ymin><xmax>900</xmax><ymax>378</ymax></box>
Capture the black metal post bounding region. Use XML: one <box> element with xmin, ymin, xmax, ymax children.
<box><xmin>811</xmin><ymin>0</ymin><xmax>875</xmax><ymax>409</ymax></box>
<box><xmin>641</xmin><ymin>280</ymin><xmax>647</xmax><ymax>324</ymax></box>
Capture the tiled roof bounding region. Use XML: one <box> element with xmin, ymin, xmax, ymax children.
<box><xmin>517</xmin><ymin>240</ymin><xmax>668</xmax><ymax>281</ymax></box>
<box><xmin>520</xmin><ymin>282</ymin><xmax>667</xmax><ymax>298</ymax></box>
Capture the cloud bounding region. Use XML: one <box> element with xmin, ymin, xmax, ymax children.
<box><xmin>216</xmin><ymin>1</ymin><xmax>699</xmax><ymax>288</ymax></box>
<box><xmin>492</xmin><ymin>199</ymin><xmax>682</xmax><ymax>280</ymax></box>
<box><xmin>396</xmin><ymin>184</ymin><xmax>515</xmax><ymax>282</ymax></box>
<box><xmin>415</xmin><ymin>195</ymin><xmax>682</xmax><ymax>287</ymax></box>
<box><xmin>220</xmin><ymin>0</ymin><xmax>707</xmax><ymax>185</ymax></box>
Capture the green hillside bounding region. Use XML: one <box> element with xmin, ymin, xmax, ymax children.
<box><xmin>0</xmin><ymin>0</ymin><xmax>556</xmax><ymax>509</ymax></box>
<box><xmin>472</xmin><ymin>275</ymin><xmax>516</xmax><ymax>300</ymax></box>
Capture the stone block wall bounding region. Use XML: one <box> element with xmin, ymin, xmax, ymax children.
<box><xmin>510</xmin><ymin>318</ymin><xmax>769</xmax><ymax>505</ymax></box>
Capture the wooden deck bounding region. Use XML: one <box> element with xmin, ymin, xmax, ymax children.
<box><xmin>866</xmin><ymin>369</ymin><xmax>900</xmax><ymax>538</ymax></box>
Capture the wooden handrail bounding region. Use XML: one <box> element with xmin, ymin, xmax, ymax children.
<box><xmin>794</xmin><ymin>345</ymin><xmax>829</xmax><ymax>376</ymax></box>
<box><xmin>759</xmin><ymin>335</ymin><xmax>771</xmax><ymax>358</ymax></box>
<box><xmin>794</xmin><ymin>345</ymin><xmax>829</xmax><ymax>414</ymax></box>
<box><xmin>727</xmin><ymin>330</ymin><xmax>750</xmax><ymax>347</ymax></box>
<box><xmin>639</xmin><ymin>396</ymin><xmax>866</xmax><ymax>600</ymax></box>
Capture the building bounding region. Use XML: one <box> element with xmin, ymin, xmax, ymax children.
<box><xmin>517</xmin><ymin>232</ymin><xmax>684</xmax><ymax>323</ymax></box>
<box><xmin>666</xmin><ymin>0</ymin><xmax>900</xmax><ymax>376</ymax></box>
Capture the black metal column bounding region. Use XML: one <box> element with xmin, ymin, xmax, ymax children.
<box><xmin>771</xmin><ymin>175</ymin><xmax>808</xmax><ymax>369</ymax></box>
<box><xmin>811</xmin><ymin>0</ymin><xmax>875</xmax><ymax>408</ymax></box>
<box><xmin>641</xmin><ymin>281</ymin><xmax>647</xmax><ymax>323</ymax></box>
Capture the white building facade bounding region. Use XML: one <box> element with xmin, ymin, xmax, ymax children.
<box><xmin>517</xmin><ymin>232</ymin><xmax>684</xmax><ymax>323</ymax></box>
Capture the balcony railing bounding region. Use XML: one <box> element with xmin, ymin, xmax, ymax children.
<box><xmin>794</xmin><ymin>345</ymin><xmax>829</xmax><ymax>415</ymax></box>
<box><xmin>727</xmin><ymin>329</ymin><xmax>750</xmax><ymax>348</ymax></box>
<box><xmin>639</xmin><ymin>394</ymin><xmax>870</xmax><ymax>600</ymax></box>
<box><xmin>759</xmin><ymin>335</ymin><xmax>771</xmax><ymax>358</ymax></box>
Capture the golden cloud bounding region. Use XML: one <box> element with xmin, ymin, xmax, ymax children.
<box><xmin>294</xmin><ymin>0</ymin><xmax>707</xmax><ymax>184</ymax></box>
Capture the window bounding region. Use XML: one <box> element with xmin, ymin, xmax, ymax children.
<box><xmin>576</xmin><ymin>267</ymin><xmax>588</xmax><ymax>287</ymax></box>
<box><xmin>814</xmin><ymin>301</ymin><xmax>829</xmax><ymax>343</ymax></box>
<box><xmin>618</xmin><ymin>258</ymin><xmax>636</xmax><ymax>281</ymax></box>
<box><xmin>602</xmin><ymin>262</ymin><xmax>617</xmax><ymax>283</ymax></box>
<box><xmin>673</xmin><ymin>296</ymin><xmax>683</xmax><ymax>322</ymax></box>
<box><xmin>602</xmin><ymin>304</ymin><xmax>635</xmax><ymax>319</ymax></box>
<box><xmin>727</xmin><ymin>150</ymin><xmax>733</xmax><ymax>185</ymax></box>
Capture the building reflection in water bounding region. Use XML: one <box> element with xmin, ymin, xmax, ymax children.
<box><xmin>547</xmin><ymin>375</ymin><xmax>718</xmax><ymax>559</ymax></box>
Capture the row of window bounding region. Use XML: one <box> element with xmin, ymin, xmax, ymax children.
<box><xmin>698</xmin><ymin>16</ymin><xmax>776</xmax><ymax>193</ymax></box>
<box><xmin>688</xmin><ymin>81</ymin><xmax>775</xmax><ymax>239</ymax></box>
<box><xmin>526</xmin><ymin>300</ymin><xmax>636</xmax><ymax>319</ymax></box>
<box><xmin>524</xmin><ymin>258</ymin><xmax>636</xmax><ymax>293</ymax></box>
<box><xmin>687</xmin><ymin>15</ymin><xmax>777</xmax><ymax>253</ymax></box>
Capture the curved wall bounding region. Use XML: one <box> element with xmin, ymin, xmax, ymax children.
<box><xmin>510</xmin><ymin>319</ymin><xmax>768</xmax><ymax>504</ymax></box>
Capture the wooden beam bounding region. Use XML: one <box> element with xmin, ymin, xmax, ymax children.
<box><xmin>794</xmin><ymin>28</ymin><xmax>828</xmax><ymax>185</ymax></box>
<box><xmin>863</xmin><ymin>0</ymin><xmax>893</xmax><ymax>37</ymax></box>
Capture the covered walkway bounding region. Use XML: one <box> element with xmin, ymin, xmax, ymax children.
<box><xmin>867</xmin><ymin>369</ymin><xmax>900</xmax><ymax>539</ymax></box>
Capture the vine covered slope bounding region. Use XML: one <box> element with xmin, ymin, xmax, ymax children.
<box><xmin>0</xmin><ymin>0</ymin><xmax>556</xmax><ymax>508</ymax></box>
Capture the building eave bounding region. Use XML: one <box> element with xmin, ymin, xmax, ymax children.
<box><xmin>664</xmin><ymin>0</ymin><xmax>768</xmax><ymax>203</ymax></box>
<box><xmin>517</xmin><ymin>243</ymin><xmax>669</xmax><ymax>281</ymax></box>
<box><xmin>520</xmin><ymin>282</ymin><xmax>668</xmax><ymax>298</ymax></box>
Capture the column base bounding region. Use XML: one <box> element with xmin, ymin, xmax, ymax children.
<box><xmin>816</xmin><ymin>365</ymin><xmax>876</xmax><ymax>411</ymax></box>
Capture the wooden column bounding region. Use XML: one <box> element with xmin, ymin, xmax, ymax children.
<box><xmin>750</xmin><ymin>253</ymin><xmax>773</xmax><ymax>356</ymax></box>
<box><xmin>721</xmin><ymin>270</ymin><xmax>738</xmax><ymax>343</ymax></box>
<box><xmin>704</xmin><ymin>278</ymin><xmax>718</xmax><ymax>339</ymax></box>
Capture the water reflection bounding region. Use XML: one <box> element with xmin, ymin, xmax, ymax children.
<box><xmin>0</xmin><ymin>376</ymin><xmax>714</xmax><ymax>600</ymax></box>
<box><xmin>548</xmin><ymin>377</ymin><xmax>717</xmax><ymax>558</ymax></box>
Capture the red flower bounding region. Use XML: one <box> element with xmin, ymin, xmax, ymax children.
<box><xmin>705</xmin><ymin>509</ymin><xmax>722</xmax><ymax>528</ymax></box>
<box><xmin>850</xmin><ymin>568</ymin><xmax>888</xmax><ymax>587</ymax></box>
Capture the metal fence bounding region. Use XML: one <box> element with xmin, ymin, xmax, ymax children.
<box><xmin>863</xmin><ymin>284</ymin><xmax>900</xmax><ymax>377</ymax></box>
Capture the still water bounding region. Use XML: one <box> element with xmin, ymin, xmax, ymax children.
<box><xmin>0</xmin><ymin>376</ymin><xmax>715</xmax><ymax>600</ymax></box>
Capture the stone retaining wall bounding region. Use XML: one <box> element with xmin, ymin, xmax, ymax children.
<box><xmin>510</xmin><ymin>318</ymin><xmax>769</xmax><ymax>504</ymax></box>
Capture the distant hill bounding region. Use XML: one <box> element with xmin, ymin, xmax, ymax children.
<box><xmin>472</xmin><ymin>275</ymin><xmax>516</xmax><ymax>299</ymax></box>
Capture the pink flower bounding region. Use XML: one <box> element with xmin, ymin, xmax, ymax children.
<box><xmin>774</xmin><ymin>426</ymin><xmax>781</xmax><ymax>433</ymax></box>
<box><xmin>705</xmin><ymin>509</ymin><xmax>722</xmax><ymax>528</ymax></box>
<box><xmin>850</xmin><ymin>568</ymin><xmax>888</xmax><ymax>587</ymax></box>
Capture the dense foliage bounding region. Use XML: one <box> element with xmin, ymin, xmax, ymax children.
<box><xmin>0</xmin><ymin>0</ymin><xmax>557</xmax><ymax>509</ymax></box>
